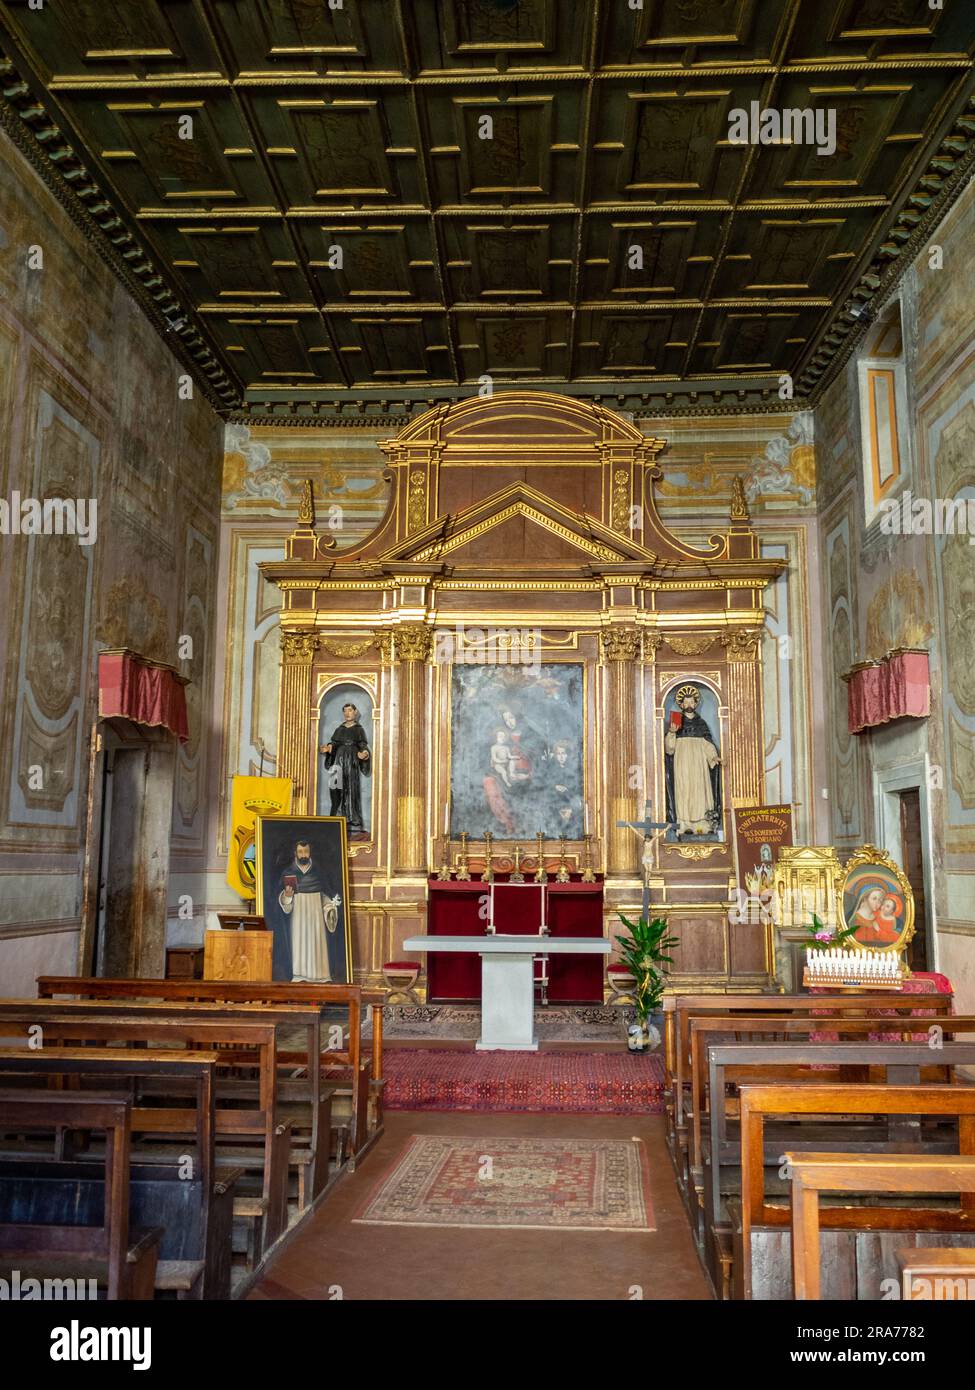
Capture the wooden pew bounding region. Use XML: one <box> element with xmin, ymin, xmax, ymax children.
<box><xmin>0</xmin><ymin>1091</ymin><xmax>161</xmax><ymax>1299</ymax></box>
<box><xmin>784</xmin><ymin>1152</ymin><xmax>975</xmax><ymax>1299</ymax></box>
<box><xmin>702</xmin><ymin>1038</ymin><xmax>975</xmax><ymax>1298</ymax></box>
<box><xmin>689</xmin><ymin>1014</ymin><xmax>975</xmax><ymax>1181</ymax></box>
<box><xmin>734</xmin><ymin>1081</ymin><xmax>975</xmax><ymax>1299</ymax></box>
<box><xmin>0</xmin><ymin>1015</ymin><xmax>290</xmax><ymax>1267</ymax></box>
<box><xmin>897</xmin><ymin>1247</ymin><xmax>975</xmax><ymax>1299</ymax></box>
<box><xmin>0</xmin><ymin>998</ymin><xmax>336</xmax><ymax>1201</ymax></box>
<box><xmin>36</xmin><ymin>977</ymin><xmax>384</xmax><ymax>1163</ymax></box>
<box><xmin>664</xmin><ymin>990</ymin><xmax>954</xmax><ymax>1149</ymax></box>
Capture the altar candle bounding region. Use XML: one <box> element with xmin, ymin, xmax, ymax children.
<box><xmin>584</xmin><ymin>804</ymin><xmax>590</xmax><ymax>835</ymax></box>
<box><xmin>444</xmin><ymin>803</ymin><xmax>449</xmax><ymax>837</ymax></box>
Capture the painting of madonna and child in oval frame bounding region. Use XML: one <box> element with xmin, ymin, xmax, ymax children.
<box><xmin>839</xmin><ymin>845</ymin><xmax>915</xmax><ymax>955</ymax></box>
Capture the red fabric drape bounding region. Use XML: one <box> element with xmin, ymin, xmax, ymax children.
<box><xmin>98</xmin><ymin>650</ymin><xmax>190</xmax><ymax>743</ymax></box>
<box><xmin>848</xmin><ymin>649</ymin><xmax>929</xmax><ymax>735</ymax></box>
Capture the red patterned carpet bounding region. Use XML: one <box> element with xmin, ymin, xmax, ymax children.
<box><xmin>381</xmin><ymin>1047</ymin><xmax>665</xmax><ymax>1115</ymax></box>
<box><xmin>354</xmin><ymin>1134</ymin><xmax>656</xmax><ymax>1231</ymax></box>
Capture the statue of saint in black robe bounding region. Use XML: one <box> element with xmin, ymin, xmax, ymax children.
<box><xmin>321</xmin><ymin>716</ymin><xmax>370</xmax><ymax>832</ymax></box>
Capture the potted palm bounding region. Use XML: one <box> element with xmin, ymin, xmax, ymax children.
<box><xmin>614</xmin><ymin>913</ymin><xmax>679</xmax><ymax>1051</ymax></box>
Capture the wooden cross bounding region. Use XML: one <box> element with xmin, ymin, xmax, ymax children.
<box><xmin>616</xmin><ymin>799</ymin><xmax>671</xmax><ymax>921</ymax></box>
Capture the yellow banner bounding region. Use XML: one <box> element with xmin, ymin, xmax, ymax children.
<box><xmin>227</xmin><ymin>775</ymin><xmax>293</xmax><ymax>901</ymax></box>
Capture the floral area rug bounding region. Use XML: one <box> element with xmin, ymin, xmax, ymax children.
<box><xmin>354</xmin><ymin>1134</ymin><xmax>655</xmax><ymax>1232</ymax></box>
<box><xmin>365</xmin><ymin>1003</ymin><xmax>638</xmax><ymax>1042</ymax></box>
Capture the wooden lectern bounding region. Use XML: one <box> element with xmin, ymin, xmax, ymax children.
<box><xmin>204</xmin><ymin>912</ymin><xmax>273</xmax><ymax>981</ymax></box>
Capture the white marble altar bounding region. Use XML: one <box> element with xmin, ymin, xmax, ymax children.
<box><xmin>402</xmin><ymin>934</ymin><xmax>612</xmax><ymax>1050</ymax></box>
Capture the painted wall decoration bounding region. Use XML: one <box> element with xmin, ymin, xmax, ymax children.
<box><xmin>317</xmin><ymin>683</ymin><xmax>374</xmax><ymax>837</ymax></box>
<box><xmin>840</xmin><ymin>847</ymin><xmax>915</xmax><ymax>953</ymax></box>
<box><xmin>449</xmin><ymin>664</ymin><xmax>585</xmax><ymax>840</ymax></box>
<box><xmin>663</xmin><ymin>681</ymin><xmax>723</xmax><ymax>842</ymax></box>
<box><xmin>256</xmin><ymin>815</ymin><xmax>353</xmax><ymax>983</ymax></box>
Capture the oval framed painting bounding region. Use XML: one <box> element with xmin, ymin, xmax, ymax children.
<box><xmin>840</xmin><ymin>845</ymin><xmax>915</xmax><ymax>953</ymax></box>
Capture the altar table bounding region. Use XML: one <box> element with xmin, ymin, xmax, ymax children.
<box><xmin>403</xmin><ymin>934</ymin><xmax>612</xmax><ymax>1051</ymax></box>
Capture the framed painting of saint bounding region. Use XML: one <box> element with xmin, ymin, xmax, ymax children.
<box><xmin>839</xmin><ymin>845</ymin><xmax>915</xmax><ymax>953</ymax></box>
<box><xmin>255</xmin><ymin>815</ymin><xmax>353</xmax><ymax>983</ymax></box>
<box><xmin>449</xmin><ymin>664</ymin><xmax>585</xmax><ymax>840</ymax></box>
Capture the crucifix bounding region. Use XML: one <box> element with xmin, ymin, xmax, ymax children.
<box><xmin>616</xmin><ymin>799</ymin><xmax>671</xmax><ymax>921</ymax></box>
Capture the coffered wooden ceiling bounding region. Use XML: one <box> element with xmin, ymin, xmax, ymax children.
<box><xmin>1</xmin><ymin>0</ymin><xmax>974</xmax><ymax>420</ymax></box>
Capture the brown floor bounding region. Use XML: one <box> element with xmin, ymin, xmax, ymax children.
<box><xmin>249</xmin><ymin>1111</ymin><xmax>712</xmax><ymax>1301</ymax></box>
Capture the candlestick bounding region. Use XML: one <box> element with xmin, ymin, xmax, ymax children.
<box><xmin>455</xmin><ymin>830</ymin><xmax>472</xmax><ymax>881</ymax></box>
<box><xmin>509</xmin><ymin>845</ymin><xmax>525</xmax><ymax>883</ymax></box>
<box><xmin>444</xmin><ymin>803</ymin><xmax>449</xmax><ymax>837</ymax></box>
<box><xmin>584</xmin><ymin>804</ymin><xmax>590</xmax><ymax>836</ymax></box>
<box><xmin>480</xmin><ymin>831</ymin><xmax>494</xmax><ymax>884</ymax></box>
<box><xmin>436</xmin><ymin>835</ymin><xmax>452</xmax><ymax>881</ymax></box>
<box><xmin>581</xmin><ymin>833</ymin><xmax>596</xmax><ymax>883</ymax></box>
<box><xmin>555</xmin><ymin>835</ymin><xmax>570</xmax><ymax>883</ymax></box>
<box><xmin>534</xmin><ymin>830</ymin><xmax>548</xmax><ymax>883</ymax></box>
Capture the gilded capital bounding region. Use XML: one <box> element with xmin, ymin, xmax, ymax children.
<box><xmin>375</xmin><ymin>631</ymin><xmax>395</xmax><ymax>666</ymax></box>
<box><xmin>395</xmin><ymin>625</ymin><xmax>433</xmax><ymax>663</ymax></box>
<box><xmin>601</xmin><ymin>628</ymin><xmax>641</xmax><ymax>662</ymax></box>
<box><xmin>280</xmin><ymin>630</ymin><xmax>319</xmax><ymax>665</ymax></box>
<box><xmin>720</xmin><ymin>627</ymin><xmax>762</xmax><ymax>661</ymax></box>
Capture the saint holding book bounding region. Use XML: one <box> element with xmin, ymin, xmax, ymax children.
<box><xmin>664</xmin><ymin>683</ymin><xmax>723</xmax><ymax>837</ymax></box>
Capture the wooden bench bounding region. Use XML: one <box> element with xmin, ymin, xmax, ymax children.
<box><xmin>36</xmin><ymin>977</ymin><xmax>384</xmax><ymax>1164</ymax></box>
<box><xmin>701</xmin><ymin>1038</ymin><xmax>975</xmax><ymax>1298</ymax></box>
<box><xmin>664</xmin><ymin>991</ymin><xmax>954</xmax><ymax>1149</ymax></box>
<box><xmin>0</xmin><ymin>1091</ymin><xmax>161</xmax><ymax>1300</ymax></box>
<box><xmin>784</xmin><ymin>1151</ymin><xmax>975</xmax><ymax>1299</ymax></box>
<box><xmin>897</xmin><ymin>1246</ymin><xmax>975</xmax><ymax>1300</ymax></box>
<box><xmin>734</xmin><ymin>1081</ymin><xmax>975</xmax><ymax>1299</ymax></box>
<box><xmin>0</xmin><ymin>1015</ymin><xmax>292</xmax><ymax>1267</ymax></box>
<box><xmin>0</xmin><ymin>997</ymin><xmax>339</xmax><ymax>1202</ymax></box>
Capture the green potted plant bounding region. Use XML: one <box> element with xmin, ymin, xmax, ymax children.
<box><xmin>614</xmin><ymin>913</ymin><xmax>679</xmax><ymax>1051</ymax></box>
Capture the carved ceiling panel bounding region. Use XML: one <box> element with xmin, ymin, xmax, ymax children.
<box><xmin>0</xmin><ymin>0</ymin><xmax>972</xmax><ymax>416</ymax></box>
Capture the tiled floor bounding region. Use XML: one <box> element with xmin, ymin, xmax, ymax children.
<box><xmin>248</xmin><ymin>1110</ymin><xmax>711</xmax><ymax>1301</ymax></box>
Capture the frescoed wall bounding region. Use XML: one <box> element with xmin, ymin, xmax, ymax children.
<box><xmin>0</xmin><ymin>128</ymin><xmax>224</xmax><ymax>992</ymax></box>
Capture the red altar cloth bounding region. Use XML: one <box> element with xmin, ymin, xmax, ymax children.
<box><xmin>98</xmin><ymin>649</ymin><xmax>189</xmax><ymax>743</ymax></box>
<box><xmin>423</xmin><ymin>875</ymin><xmax>605</xmax><ymax>1003</ymax></box>
<box><xmin>808</xmin><ymin>971</ymin><xmax>953</xmax><ymax>1044</ymax></box>
<box><xmin>847</xmin><ymin>649</ymin><xmax>930</xmax><ymax>735</ymax></box>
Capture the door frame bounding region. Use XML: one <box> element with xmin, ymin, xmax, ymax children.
<box><xmin>872</xmin><ymin>756</ymin><xmax>937</xmax><ymax>971</ymax></box>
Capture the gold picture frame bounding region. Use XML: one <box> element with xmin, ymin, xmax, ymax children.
<box><xmin>255</xmin><ymin>814</ymin><xmax>354</xmax><ymax>983</ymax></box>
<box><xmin>839</xmin><ymin>844</ymin><xmax>915</xmax><ymax>955</ymax></box>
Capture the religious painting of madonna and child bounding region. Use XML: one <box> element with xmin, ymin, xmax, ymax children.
<box><xmin>256</xmin><ymin>816</ymin><xmax>353</xmax><ymax>983</ymax></box>
<box><xmin>449</xmin><ymin>665</ymin><xmax>585</xmax><ymax>840</ymax></box>
<box><xmin>663</xmin><ymin>681</ymin><xmax>723</xmax><ymax>842</ymax></box>
<box><xmin>840</xmin><ymin>847</ymin><xmax>915</xmax><ymax>952</ymax></box>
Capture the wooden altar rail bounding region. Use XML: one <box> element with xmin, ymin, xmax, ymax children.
<box><xmin>736</xmin><ymin>1082</ymin><xmax>975</xmax><ymax>1300</ymax></box>
<box><xmin>35</xmin><ymin>978</ymin><xmax>384</xmax><ymax>1163</ymax></box>
<box><xmin>785</xmin><ymin>1152</ymin><xmax>975</xmax><ymax>1300</ymax></box>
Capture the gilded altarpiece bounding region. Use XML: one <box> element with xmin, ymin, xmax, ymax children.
<box><xmin>262</xmin><ymin>394</ymin><xmax>784</xmax><ymax>994</ymax></box>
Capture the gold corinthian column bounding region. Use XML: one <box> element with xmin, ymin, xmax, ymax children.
<box><xmin>278</xmin><ymin>630</ymin><xmax>318</xmax><ymax>815</ymax></box>
<box><xmin>601</xmin><ymin>627</ymin><xmax>642</xmax><ymax>875</ymax></box>
<box><xmin>393</xmin><ymin>624</ymin><xmax>432</xmax><ymax>872</ymax></box>
<box><xmin>720</xmin><ymin>627</ymin><xmax>765</xmax><ymax>806</ymax></box>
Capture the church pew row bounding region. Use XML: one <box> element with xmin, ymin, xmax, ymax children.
<box><xmin>700</xmin><ymin>1039</ymin><xmax>975</xmax><ymax>1298</ymax></box>
<box><xmin>687</xmin><ymin>1013</ymin><xmax>975</xmax><ymax>1185</ymax></box>
<box><xmin>0</xmin><ymin>997</ymin><xmax>342</xmax><ymax>1200</ymax></box>
<box><xmin>0</xmin><ymin>1017</ymin><xmax>293</xmax><ymax>1269</ymax></box>
<box><xmin>784</xmin><ymin>1152</ymin><xmax>975</xmax><ymax>1300</ymax></box>
<box><xmin>0</xmin><ymin>1091</ymin><xmax>163</xmax><ymax>1300</ymax></box>
<box><xmin>733</xmin><ymin>1082</ymin><xmax>975</xmax><ymax>1300</ymax></box>
<box><xmin>35</xmin><ymin>977</ymin><xmax>385</xmax><ymax>1164</ymax></box>
<box><xmin>663</xmin><ymin>990</ymin><xmax>954</xmax><ymax>1148</ymax></box>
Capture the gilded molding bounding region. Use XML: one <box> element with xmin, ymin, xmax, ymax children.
<box><xmin>407</xmin><ymin>469</ymin><xmax>427</xmax><ymax>532</ymax></box>
<box><xmin>319</xmin><ymin>638</ymin><xmax>375</xmax><ymax>659</ymax></box>
<box><xmin>394</xmin><ymin>626</ymin><xmax>433</xmax><ymax>663</ymax></box>
<box><xmin>601</xmin><ymin>628</ymin><xmax>641</xmax><ymax>662</ymax></box>
<box><xmin>280</xmin><ymin>631</ymin><xmax>319</xmax><ymax>665</ymax></box>
<box><xmin>611</xmin><ymin>469</ymin><xmax>629</xmax><ymax>534</ymax></box>
<box><xmin>667</xmin><ymin>634</ymin><xmax>716</xmax><ymax>656</ymax></box>
<box><xmin>719</xmin><ymin>628</ymin><xmax>763</xmax><ymax>662</ymax></box>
